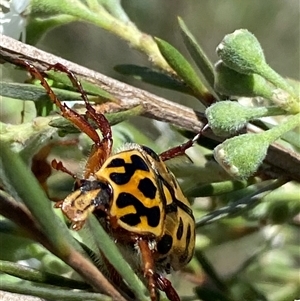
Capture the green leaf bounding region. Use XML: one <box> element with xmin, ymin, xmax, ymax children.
<box><xmin>49</xmin><ymin>105</ymin><xmax>144</xmax><ymax>133</ymax></box>
<box><xmin>45</xmin><ymin>70</ymin><xmax>117</xmax><ymax>103</ymax></box>
<box><xmin>0</xmin><ymin>143</ymin><xmax>78</xmax><ymax>256</ymax></box>
<box><xmin>178</xmin><ymin>17</ymin><xmax>219</xmax><ymax>99</ymax></box>
<box><xmin>0</xmin><ymin>117</ymin><xmax>58</xmax><ymax>159</ymax></box>
<box><xmin>155</xmin><ymin>37</ymin><xmax>212</xmax><ymax>105</ymax></box>
<box><xmin>0</xmin><ymin>81</ymin><xmax>106</xmax><ymax>117</ymax></box>
<box><xmin>0</xmin><ymin>260</ymin><xmax>89</xmax><ymax>289</ymax></box>
<box><xmin>114</xmin><ymin>64</ymin><xmax>193</xmax><ymax>94</ymax></box>
<box><xmin>186</xmin><ymin>179</ymin><xmax>252</xmax><ymax>197</ymax></box>
<box><xmin>18</xmin><ymin>128</ymin><xmax>58</xmax><ymax>164</ymax></box>
<box><xmin>0</xmin><ymin>82</ymin><xmax>84</xmax><ymax>102</ymax></box>
<box><xmin>0</xmin><ymin>147</ymin><xmax>124</xmax><ymax>299</ymax></box>
<box><xmin>0</xmin><ymin>277</ymin><xmax>111</xmax><ymax>301</ymax></box>
<box><xmin>195</xmin><ymin>286</ymin><xmax>232</xmax><ymax>301</ymax></box>
<box><xmin>26</xmin><ymin>15</ymin><xmax>77</xmax><ymax>45</ymax></box>
<box><xmin>87</xmin><ymin>216</ymin><xmax>148</xmax><ymax>300</ymax></box>
<box><xmin>196</xmin><ymin>179</ymin><xmax>286</xmax><ymax>227</ymax></box>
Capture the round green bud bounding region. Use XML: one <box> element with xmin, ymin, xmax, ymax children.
<box><xmin>206</xmin><ymin>101</ymin><xmax>249</xmax><ymax>136</ymax></box>
<box><xmin>206</xmin><ymin>101</ymin><xmax>284</xmax><ymax>137</ymax></box>
<box><xmin>214</xmin><ymin>133</ymin><xmax>269</xmax><ymax>179</ymax></box>
<box><xmin>213</xmin><ymin>112</ymin><xmax>299</xmax><ymax>179</ymax></box>
<box><xmin>216</xmin><ymin>29</ymin><xmax>265</xmax><ymax>75</ymax></box>
<box><xmin>217</xmin><ymin>29</ymin><xmax>296</xmax><ymax>97</ymax></box>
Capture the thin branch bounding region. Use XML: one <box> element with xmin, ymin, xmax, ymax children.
<box><xmin>0</xmin><ymin>34</ymin><xmax>206</xmax><ymax>132</ymax></box>
<box><xmin>0</xmin><ymin>190</ymin><xmax>54</xmax><ymax>252</ymax></box>
<box><xmin>0</xmin><ymin>34</ymin><xmax>299</xmax><ymax>181</ymax></box>
<box><xmin>0</xmin><ymin>191</ymin><xmax>128</xmax><ymax>301</ymax></box>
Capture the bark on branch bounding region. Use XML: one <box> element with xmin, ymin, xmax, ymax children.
<box><xmin>1</xmin><ymin>34</ymin><xmax>299</xmax><ymax>181</ymax></box>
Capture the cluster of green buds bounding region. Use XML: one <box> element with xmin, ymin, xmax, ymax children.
<box><xmin>205</xmin><ymin>29</ymin><xmax>299</xmax><ymax>179</ymax></box>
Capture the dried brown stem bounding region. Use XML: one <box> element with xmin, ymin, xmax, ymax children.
<box><xmin>0</xmin><ymin>34</ymin><xmax>206</xmax><ymax>131</ymax></box>
<box><xmin>1</xmin><ymin>34</ymin><xmax>299</xmax><ymax>181</ymax></box>
<box><xmin>0</xmin><ymin>190</ymin><xmax>53</xmax><ymax>251</ymax></box>
<box><xmin>0</xmin><ymin>190</ymin><xmax>128</xmax><ymax>301</ymax></box>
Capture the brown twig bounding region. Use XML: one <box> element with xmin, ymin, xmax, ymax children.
<box><xmin>1</xmin><ymin>34</ymin><xmax>299</xmax><ymax>181</ymax></box>
<box><xmin>0</xmin><ymin>34</ymin><xmax>206</xmax><ymax>131</ymax></box>
<box><xmin>0</xmin><ymin>190</ymin><xmax>128</xmax><ymax>301</ymax></box>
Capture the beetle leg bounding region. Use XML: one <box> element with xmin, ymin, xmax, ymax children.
<box><xmin>23</xmin><ymin>61</ymin><xmax>111</xmax><ymax>176</ymax></box>
<box><xmin>24</xmin><ymin>62</ymin><xmax>101</xmax><ymax>145</ymax></box>
<box><xmin>138</xmin><ymin>238</ymin><xmax>158</xmax><ymax>301</ymax></box>
<box><xmin>51</xmin><ymin>159</ymin><xmax>77</xmax><ymax>179</ymax></box>
<box><xmin>159</xmin><ymin>124</ymin><xmax>208</xmax><ymax>161</ymax></box>
<box><xmin>49</xmin><ymin>63</ymin><xmax>113</xmax><ymax>176</ymax></box>
<box><xmin>154</xmin><ymin>273</ymin><xmax>180</xmax><ymax>301</ymax></box>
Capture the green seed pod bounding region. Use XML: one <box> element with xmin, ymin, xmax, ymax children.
<box><xmin>206</xmin><ymin>101</ymin><xmax>249</xmax><ymax>136</ymax></box>
<box><xmin>217</xmin><ymin>29</ymin><xmax>296</xmax><ymax>97</ymax></box>
<box><xmin>206</xmin><ymin>101</ymin><xmax>284</xmax><ymax>137</ymax></box>
<box><xmin>213</xmin><ymin>112</ymin><xmax>300</xmax><ymax>179</ymax></box>
<box><xmin>214</xmin><ymin>133</ymin><xmax>269</xmax><ymax>179</ymax></box>
<box><xmin>216</xmin><ymin>29</ymin><xmax>265</xmax><ymax>75</ymax></box>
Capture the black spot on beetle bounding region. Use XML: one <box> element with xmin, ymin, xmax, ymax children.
<box><xmin>176</xmin><ymin>217</ymin><xmax>184</xmax><ymax>240</ymax></box>
<box><xmin>106</xmin><ymin>157</ymin><xmax>125</xmax><ymax>168</ymax></box>
<box><xmin>138</xmin><ymin>178</ymin><xmax>157</xmax><ymax>199</ymax></box>
<box><xmin>141</xmin><ymin>145</ymin><xmax>160</xmax><ymax>162</ymax></box>
<box><xmin>173</xmin><ymin>195</ymin><xmax>193</xmax><ymax>218</ymax></box>
<box><xmin>179</xmin><ymin>223</ymin><xmax>192</xmax><ymax>263</ymax></box>
<box><xmin>165</xmin><ymin>202</ymin><xmax>178</xmax><ymax>214</ymax></box>
<box><xmin>77</xmin><ymin>180</ymin><xmax>108</xmax><ymax>192</ymax></box>
<box><xmin>120</xmin><ymin>213</ymin><xmax>141</xmax><ymax>227</ymax></box>
<box><xmin>116</xmin><ymin>192</ymin><xmax>160</xmax><ymax>227</ymax></box>
<box><xmin>176</xmin><ymin>201</ymin><xmax>194</xmax><ymax>220</ymax></box>
<box><xmin>186</xmin><ymin>224</ymin><xmax>191</xmax><ymax>243</ymax></box>
<box><xmin>157</xmin><ymin>234</ymin><xmax>173</xmax><ymax>255</ymax></box>
<box><xmin>107</xmin><ymin>155</ymin><xmax>150</xmax><ymax>185</ymax></box>
<box><xmin>160</xmin><ymin>175</ymin><xmax>193</xmax><ymax>219</ymax></box>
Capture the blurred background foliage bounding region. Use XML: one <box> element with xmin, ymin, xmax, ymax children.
<box><xmin>39</xmin><ymin>0</ymin><xmax>300</xmax><ymax>95</ymax></box>
<box><xmin>0</xmin><ymin>1</ymin><xmax>300</xmax><ymax>301</ymax></box>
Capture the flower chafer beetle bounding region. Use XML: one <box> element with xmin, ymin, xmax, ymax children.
<box><xmin>24</xmin><ymin>62</ymin><xmax>202</xmax><ymax>301</ymax></box>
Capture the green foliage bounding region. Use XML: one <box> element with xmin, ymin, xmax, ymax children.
<box><xmin>155</xmin><ymin>37</ymin><xmax>211</xmax><ymax>104</ymax></box>
<box><xmin>114</xmin><ymin>64</ymin><xmax>193</xmax><ymax>94</ymax></box>
<box><xmin>178</xmin><ymin>17</ymin><xmax>218</xmax><ymax>99</ymax></box>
